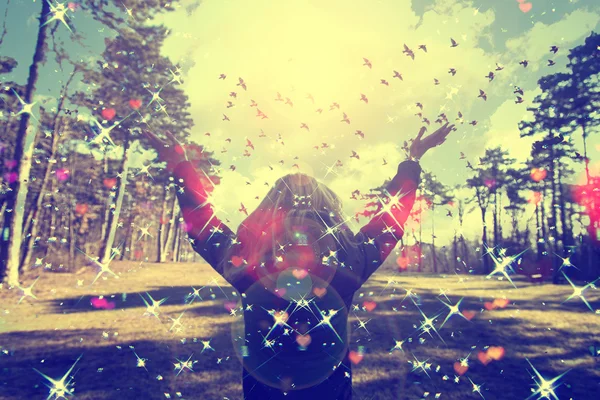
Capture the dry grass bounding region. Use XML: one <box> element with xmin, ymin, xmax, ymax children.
<box><xmin>0</xmin><ymin>261</ymin><xmax>599</xmax><ymax>399</ymax></box>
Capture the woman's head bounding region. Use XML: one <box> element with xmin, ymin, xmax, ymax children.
<box><xmin>222</xmin><ymin>173</ymin><xmax>359</xmax><ymax>290</ymax></box>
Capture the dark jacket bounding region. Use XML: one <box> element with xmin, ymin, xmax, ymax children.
<box><xmin>173</xmin><ymin>160</ymin><xmax>421</xmax><ymax>400</ymax></box>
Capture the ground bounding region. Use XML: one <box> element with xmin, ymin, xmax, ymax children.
<box><xmin>0</xmin><ymin>261</ymin><xmax>599</xmax><ymax>400</ymax></box>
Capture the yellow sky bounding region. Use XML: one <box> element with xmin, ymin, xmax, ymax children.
<box><xmin>155</xmin><ymin>0</ymin><xmax>600</xmax><ymax>244</ymax></box>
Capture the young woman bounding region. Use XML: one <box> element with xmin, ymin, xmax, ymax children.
<box><xmin>145</xmin><ymin>123</ymin><xmax>454</xmax><ymax>399</ymax></box>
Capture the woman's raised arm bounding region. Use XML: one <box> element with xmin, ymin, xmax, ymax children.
<box><xmin>145</xmin><ymin>131</ymin><xmax>235</xmax><ymax>279</ymax></box>
<box><xmin>354</xmin><ymin>123</ymin><xmax>454</xmax><ymax>286</ymax></box>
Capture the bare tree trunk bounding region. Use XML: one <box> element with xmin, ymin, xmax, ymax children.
<box><xmin>99</xmin><ymin>149</ymin><xmax>111</xmax><ymax>242</ymax></box>
<box><xmin>481</xmin><ymin>207</ymin><xmax>489</xmax><ymax>274</ymax></box>
<box><xmin>99</xmin><ymin>136</ymin><xmax>131</xmax><ymax>264</ymax></box>
<box><xmin>582</xmin><ymin>125</ymin><xmax>590</xmax><ymax>186</ymax></box>
<box><xmin>418</xmin><ymin>197</ymin><xmax>423</xmax><ymax>273</ymax></box>
<box><xmin>21</xmin><ymin>69</ymin><xmax>77</xmax><ymax>270</ymax></box>
<box><xmin>0</xmin><ymin>0</ymin><xmax>51</xmax><ymax>285</ymax></box>
<box><xmin>157</xmin><ymin>188</ymin><xmax>168</xmax><ymax>262</ymax></box>
<box><xmin>120</xmin><ymin>205</ymin><xmax>134</xmax><ymax>261</ymax></box>
<box><xmin>452</xmin><ymin>232</ymin><xmax>458</xmax><ymax>273</ymax></box>
<box><xmin>536</xmin><ymin>204</ymin><xmax>543</xmax><ymax>258</ymax></box>
<box><xmin>163</xmin><ymin>197</ymin><xmax>178</xmax><ymax>260</ymax></box>
<box><xmin>493</xmin><ymin>191</ymin><xmax>499</xmax><ymax>247</ymax></box>
<box><xmin>431</xmin><ymin>203</ymin><xmax>437</xmax><ymax>274</ymax></box>
<box><xmin>172</xmin><ymin>215</ymin><xmax>181</xmax><ymax>262</ymax></box>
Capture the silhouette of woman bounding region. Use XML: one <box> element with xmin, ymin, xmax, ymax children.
<box><xmin>145</xmin><ymin>123</ymin><xmax>454</xmax><ymax>399</ymax></box>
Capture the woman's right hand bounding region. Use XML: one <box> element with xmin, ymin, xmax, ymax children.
<box><xmin>144</xmin><ymin>130</ymin><xmax>189</xmax><ymax>171</ymax></box>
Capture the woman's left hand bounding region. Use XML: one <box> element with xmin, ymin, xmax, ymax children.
<box><xmin>409</xmin><ymin>123</ymin><xmax>455</xmax><ymax>161</ymax></box>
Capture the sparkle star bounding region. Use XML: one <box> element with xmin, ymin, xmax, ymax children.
<box><xmin>201</xmin><ymin>339</ymin><xmax>215</xmax><ymax>353</ymax></box>
<box><xmin>173</xmin><ymin>354</ymin><xmax>196</xmax><ymax>376</ymax></box>
<box><xmin>439</xmin><ymin>297</ymin><xmax>469</xmax><ymax>328</ymax></box>
<box><xmin>141</xmin><ymin>292</ymin><xmax>168</xmax><ymax>320</ymax></box>
<box><xmin>468</xmin><ymin>377</ymin><xmax>485</xmax><ymax>399</ymax></box>
<box><xmin>485</xmin><ymin>246</ymin><xmax>527</xmax><ymax>288</ymax></box>
<box><xmin>169</xmin><ymin>312</ymin><xmax>185</xmax><ymax>332</ymax></box>
<box><xmin>77</xmin><ymin>248</ymin><xmax>119</xmax><ymax>284</ymax></box>
<box><xmin>11</xmin><ymin>89</ymin><xmax>37</xmax><ymax>120</ymax></box>
<box><xmin>562</xmin><ymin>271</ymin><xmax>598</xmax><ymax>311</ymax></box>
<box><xmin>34</xmin><ymin>354</ymin><xmax>82</xmax><ymax>400</ymax></box>
<box><xmin>390</xmin><ymin>339</ymin><xmax>405</xmax><ymax>353</ymax></box>
<box><xmin>17</xmin><ymin>277</ymin><xmax>40</xmax><ymax>304</ymax></box>
<box><xmin>43</xmin><ymin>1</ymin><xmax>73</xmax><ymax>32</ymax></box>
<box><xmin>90</xmin><ymin>118</ymin><xmax>120</xmax><ymax>147</ymax></box>
<box><xmin>133</xmin><ymin>351</ymin><xmax>148</xmax><ymax>370</ymax></box>
<box><xmin>526</xmin><ymin>359</ymin><xmax>569</xmax><ymax>400</ymax></box>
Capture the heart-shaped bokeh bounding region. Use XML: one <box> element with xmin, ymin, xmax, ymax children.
<box><xmin>101</xmin><ymin>108</ymin><xmax>116</xmax><ymax>121</ymax></box>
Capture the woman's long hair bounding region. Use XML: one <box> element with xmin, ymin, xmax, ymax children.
<box><xmin>218</xmin><ymin>173</ymin><xmax>361</xmax><ymax>291</ymax></box>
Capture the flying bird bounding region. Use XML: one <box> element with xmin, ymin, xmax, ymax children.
<box><xmin>478</xmin><ymin>89</ymin><xmax>487</xmax><ymax>101</ymax></box>
<box><xmin>229</xmin><ymin>165</ymin><xmax>236</xmax><ymax>171</ymax></box>
<box><xmin>469</xmin><ymin>120</ymin><xmax>477</xmax><ymax>126</ymax></box>
<box><xmin>381</xmin><ymin>79</ymin><xmax>389</xmax><ymax>86</ymax></box>
<box><xmin>239</xmin><ymin>203</ymin><xmax>248</xmax><ymax>216</ymax></box>
<box><xmin>548</xmin><ymin>59</ymin><xmax>556</xmax><ymax>66</ymax></box>
<box><xmin>257</xmin><ymin>109</ymin><xmax>268</xmax><ymax>119</ymax></box>
<box><xmin>237</xmin><ymin>77</ymin><xmax>247</xmax><ymax>90</ymax></box>
<box><xmin>275</xmin><ymin>92</ymin><xmax>284</xmax><ymax>102</ymax></box>
<box><xmin>360</xmin><ymin>94</ymin><xmax>368</xmax><ymax>103</ymax></box>
<box><xmin>433</xmin><ymin>78</ymin><xmax>440</xmax><ymax>85</ymax></box>
<box><xmin>519</xmin><ymin>60</ymin><xmax>529</xmax><ymax>68</ymax></box>
<box><xmin>515</xmin><ymin>96</ymin><xmax>524</xmax><ymax>104</ymax></box>
<box><xmin>315</xmin><ymin>108</ymin><xmax>323</xmax><ymax>113</ymax></box>
<box><xmin>246</xmin><ymin>138</ymin><xmax>254</xmax><ymax>150</ymax></box>
<box><xmin>259</xmin><ymin>129</ymin><xmax>267</xmax><ymax>137</ymax></box>
<box><xmin>225</xmin><ymin>138</ymin><xmax>232</xmax><ymax>143</ymax></box>
<box><xmin>205</xmin><ymin>132</ymin><xmax>211</xmax><ymax>136</ymax></box>
<box><xmin>250</xmin><ymin>99</ymin><xmax>258</xmax><ymax>107</ymax></box>
<box><xmin>450</xmin><ymin>38</ymin><xmax>458</xmax><ymax>47</ymax></box>
<box><xmin>306</xmin><ymin>93</ymin><xmax>315</xmax><ymax>103</ymax></box>
<box><xmin>219</xmin><ymin>73</ymin><xmax>226</xmax><ymax>80</ymax></box>
<box><xmin>229</xmin><ymin>92</ymin><xmax>237</xmax><ymax>98</ymax></box>
<box><xmin>355</xmin><ymin>130</ymin><xmax>365</xmax><ymax>139</ymax></box>
<box><xmin>403</xmin><ymin>44</ymin><xmax>415</xmax><ymax>60</ymax></box>
<box><xmin>243</xmin><ymin>149</ymin><xmax>251</xmax><ymax>157</ymax></box>
<box><xmin>495</xmin><ymin>63</ymin><xmax>504</xmax><ymax>71</ymax></box>
<box><xmin>285</xmin><ymin>97</ymin><xmax>293</xmax><ymax>107</ymax></box>
<box><xmin>350</xmin><ymin>150</ymin><xmax>360</xmax><ymax>160</ymax></box>
<box><xmin>448</xmin><ymin>68</ymin><xmax>457</xmax><ymax>76</ymax></box>
<box><xmin>382</xmin><ymin>158</ymin><xmax>387</xmax><ymax>166</ymax></box>
<box><xmin>550</xmin><ymin>45</ymin><xmax>559</xmax><ymax>54</ymax></box>
<box><xmin>485</xmin><ymin>72</ymin><xmax>495</xmax><ymax>81</ymax></box>
<box><xmin>341</xmin><ymin>113</ymin><xmax>350</xmax><ymax>124</ymax></box>
<box><xmin>300</xmin><ymin>123</ymin><xmax>309</xmax><ymax>131</ymax></box>
<box><xmin>416</xmin><ymin>102</ymin><xmax>423</xmax><ymax>110</ymax></box>
<box><xmin>222</xmin><ymin>114</ymin><xmax>230</xmax><ymax>121</ymax></box>
<box><xmin>459</xmin><ymin>152</ymin><xmax>466</xmax><ymax>160</ymax></box>
<box><xmin>330</xmin><ymin>102</ymin><xmax>340</xmax><ymax>110</ymax></box>
<box><xmin>393</xmin><ymin>70</ymin><xmax>403</xmax><ymax>80</ymax></box>
<box><xmin>363</xmin><ymin>57</ymin><xmax>372</xmax><ymax>69</ymax></box>
<box><xmin>514</xmin><ymin>86</ymin><xmax>524</xmax><ymax>96</ymax></box>
<box><xmin>226</xmin><ymin>101</ymin><xmax>234</xmax><ymax>108</ymax></box>
<box><xmin>418</xmin><ymin>44</ymin><xmax>427</xmax><ymax>52</ymax></box>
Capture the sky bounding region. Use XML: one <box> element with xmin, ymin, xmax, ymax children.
<box><xmin>2</xmin><ymin>0</ymin><xmax>600</xmax><ymax>246</ymax></box>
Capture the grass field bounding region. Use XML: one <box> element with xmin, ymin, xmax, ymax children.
<box><xmin>0</xmin><ymin>261</ymin><xmax>599</xmax><ymax>400</ymax></box>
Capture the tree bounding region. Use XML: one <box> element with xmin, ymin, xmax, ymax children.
<box><xmin>420</xmin><ymin>171</ymin><xmax>452</xmax><ymax>274</ymax></box>
<box><xmin>0</xmin><ymin>0</ymin><xmax>51</xmax><ymax>286</ymax></box>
